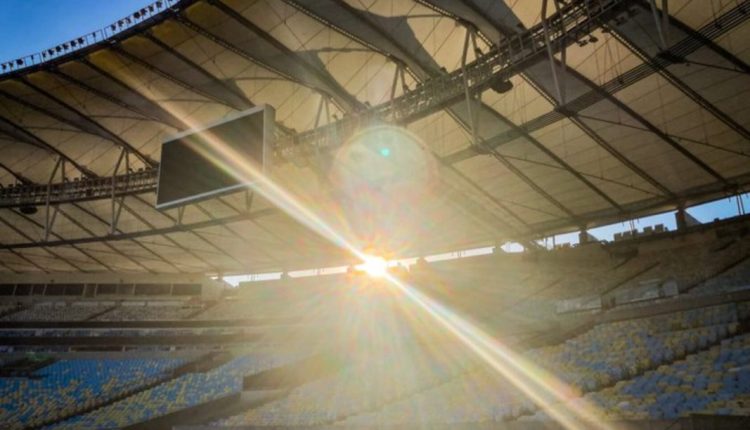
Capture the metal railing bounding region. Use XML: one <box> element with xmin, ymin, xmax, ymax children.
<box><xmin>0</xmin><ymin>0</ymin><xmax>182</xmax><ymax>77</ymax></box>
<box><xmin>0</xmin><ymin>169</ymin><xmax>157</xmax><ymax>208</ymax></box>
<box><xmin>275</xmin><ymin>0</ymin><xmax>629</xmax><ymax>161</ymax></box>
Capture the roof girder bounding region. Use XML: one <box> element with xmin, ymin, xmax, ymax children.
<box><xmin>286</xmin><ymin>0</ymin><xmax>622</xmax><ymax>225</ymax></box>
<box><xmin>609</xmin><ymin>1</ymin><xmax>750</xmax><ymax>142</ymax></box>
<box><xmin>140</xmin><ymin>30</ymin><xmax>254</xmax><ymax>111</ymax></box>
<box><xmin>439</xmin><ymin>0</ymin><xmax>750</xmax><ymax>188</ymax></box>
<box><xmin>423</xmin><ymin>1</ymin><xmax>683</xmax><ymax>199</ymax></box>
<box><xmin>0</xmin><ymin>114</ymin><xmax>95</xmax><ymax>177</ymax></box>
<box><xmin>17</xmin><ymin>77</ymin><xmax>155</xmax><ymax>167</ymax></box>
<box><xmin>70</xmin><ymin>201</ymin><xmax>182</xmax><ymax>272</ymax></box>
<box><xmin>109</xmin><ymin>44</ymin><xmax>236</xmax><ymax>110</ymax></box>
<box><xmin>198</xmin><ymin>0</ymin><xmax>364</xmax><ymax>113</ymax></box>
<box><xmin>49</xmin><ymin>68</ymin><xmax>173</xmax><ymax>129</ymax></box>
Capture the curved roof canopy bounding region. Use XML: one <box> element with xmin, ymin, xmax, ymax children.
<box><xmin>0</xmin><ymin>0</ymin><xmax>748</xmax><ymax>274</ymax></box>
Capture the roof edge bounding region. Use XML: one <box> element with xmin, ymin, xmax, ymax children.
<box><xmin>0</xmin><ymin>0</ymin><xmax>197</xmax><ymax>80</ymax></box>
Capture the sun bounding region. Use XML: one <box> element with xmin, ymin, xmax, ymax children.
<box><xmin>359</xmin><ymin>255</ymin><xmax>388</xmax><ymax>278</ymax></box>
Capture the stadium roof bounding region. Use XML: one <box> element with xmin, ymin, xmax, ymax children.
<box><xmin>0</xmin><ymin>0</ymin><xmax>748</xmax><ymax>274</ymax></box>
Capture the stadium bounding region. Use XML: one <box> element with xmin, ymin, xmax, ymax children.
<box><xmin>0</xmin><ymin>0</ymin><xmax>749</xmax><ymax>428</ymax></box>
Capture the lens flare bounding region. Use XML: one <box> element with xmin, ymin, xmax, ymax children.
<box><xmin>125</xmin><ymin>74</ymin><xmax>613</xmax><ymax>428</ymax></box>
<box><xmin>358</xmin><ymin>255</ymin><xmax>388</xmax><ymax>278</ymax></box>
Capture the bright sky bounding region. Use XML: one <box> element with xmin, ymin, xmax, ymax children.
<box><xmin>1</xmin><ymin>0</ymin><xmax>748</xmax><ymax>283</ymax></box>
<box><xmin>0</xmin><ymin>0</ymin><xmax>152</xmax><ymax>62</ymax></box>
<box><xmin>548</xmin><ymin>193</ymin><xmax>750</xmax><ymax>246</ymax></box>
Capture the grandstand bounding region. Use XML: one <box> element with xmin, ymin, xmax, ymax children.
<box><xmin>0</xmin><ymin>0</ymin><xmax>750</xmax><ymax>429</ymax></box>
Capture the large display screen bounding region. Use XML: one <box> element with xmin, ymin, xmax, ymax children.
<box><xmin>156</xmin><ymin>106</ymin><xmax>274</xmax><ymax>210</ymax></box>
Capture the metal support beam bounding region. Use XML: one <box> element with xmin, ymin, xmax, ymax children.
<box><xmin>205</xmin><ymin>0</ymin><xmax>364</xmax><ymax>113</ymax></box>
<box><xmin>216</xmin><ymin>196</ymin><xmax>308</xmax><ymax>261</ymax></box>
<box><xmin>484</xmin><ymin>144</ymin><xmax>577</xmax><ymax>219</ymax></box>
<box><xmin>70</xmin><ymin>202</ymin><xmax>180</xmax><ymax>272</ymax></box>
<box><xmin>0</xmin><ymin>114</ymin><xmax>95</xmax><ymax>177</ymax></box>
<box><xmin>441</xmin><ymin>0</ymin><xmax>750</xmax><ymax>179</ymax></box>
<box><xmin>609</xmin><ymin>10</ymin><xmax>750</xmax><ymax>143</ymax></box>
<box><xmin>0</xmin><ymin>160</ymin><xmax>151</xmax><ymax>271</ymax></box>
<box><xmin>648</xmin><ymin>0</ymin><xmax>670</xmax><ymax>50</ymax></box>
<box><xmin>653</xmin><ymin>0</ymin><xmax>750</xmax><ymax>75</ymax></box>
<box><xmin>3</xmin><ymin>247</ymin><xmax>47</xmax><ymax>272</ymax></box>
<box><xmin>389</xmin><ymin>61</ymin><xmax>409</xmax><ymax>115</ymax></box>
<box><xmin>159</xmin><ymin>201</ymin><xmax>249</xmax><ymax>269</ymax></box>
<box><xmin>0</xmin><ymin>87</ymin><xmax>122</xmax><ymax>144</ymax></box>
<box><xmin>0</xmin><ymin>212</ymin><xmax>86</xmax><ymax>271</ymax></box>
<box><xmin>444</xmin><ymin>165</ymin><xmax>537</xmax><ymax>229</ymax></box>
<box><xmin>567</xmin><ymin>114</ymin><xmax>674</xmax><ymax>197</ymax></box>
<box><xmin>43</xmin><ymin>204</ymin><xmax>60</xmax><ymax>242</ymax></box>
<box><xmin>310</xmin><ymin>94</ymin><xmax>335</xmax><ymax>183</ymax></box>
<box><xmin>495</xmin><ymin>112</ymin><xmax>625</xmax><ymax>212</ymax></box>
<box><xmin>55</xmin><ymin>206</ymin><xmax>150</xmax><ymax>273</ymax></box>
<box><xmin>285</xmin><ymin>0</ymin><xmax>535</xmax><ymax>232</ymax></box>
<box><xmin>1</xmin><ymin>165</ymin><xmax>114</xmax><ymax>271</ymax></box>
<box><xmin>109</xmin><ymin>45</ymin><xmax>235</xmax><ymax>109</ymax></box>
<box><xmin>288</xmin><ymin>0</ymin><xmax>432</xmax><ymax>79</ymax></box>
<box><xmin>0</xmin><ymin>162</ymin><xmax>33</xmax><ymax>185</ymax></box>
<box><xmin>140</xmin><ymin>31</ymin><xmax>254</xmax><ymax>110</ymax></box>
<box><xmin>18</xmin><ymin>78</ymin><xmax>154</xmax><ymax>166</ymax></box>
<box><xmin>520</xmin><ymin>64</ymin><xmax>675</xmax><ymax>197</ymax></box>
<box><xmin>585</xmin><ymin>71</ymin><xmax>729</xmax><ymax>185</ymax></box>
<box><xmin>0</xmin><ymin>250</ymin><xmax>20</xmax><ymax>273</ymax></box>
<box><xmin>0</xmin><ymin>206</ymin><xmax>278</xmax><ymax>249</ymax></box>
<box><xmin>80</xmin><ymin>58</ymin><xmax>189</xmax><ymax>126</ymax></box>
<box><xmin>44</xmin><ymin>158</ymin><xmax>63</xmax><ymax>241</ymax></box>
<box><xmin>50</xmin><ymin>68</ymin><xmax>166</xmax><ymax>126</ymax></box>
<box><xmin>12</xmin><ymin>207</ymin><xmax>113</xmax><ymax>271</ymax></box>
<box><xmin>128</xmin><ymin>195</ymin><xmax>225</xmax><ymax>272</ymax></box>
<box><xmin>110</xmin><ymin>150</ymin><xmax>128</xmax><ymax>234</ymax></box>
<box><xmin>461</xmin><ymin>26</ymin><xmax>481</xmax><ymax>148</ymax></box>
<box><xmin>541</xmin><ymin>0</ymin><xmax>568</xmax><ymax>104</ymax></box>
<box><xmin>176</xmin><ymin>206</ymin><xmax>186</xmax><ymax>226</ymax></box>
<box><xmin>193</xmin><ymin>201</ymin><xmax>276</xmax><ymax>267</ymax></box>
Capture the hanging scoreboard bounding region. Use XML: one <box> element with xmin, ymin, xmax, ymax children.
<box><xmin>156</xmin><ymin>106</ymin><xmax>274</xmax><ymax>210</ymax></box>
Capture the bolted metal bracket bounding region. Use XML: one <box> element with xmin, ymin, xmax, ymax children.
<box><xmin>461</xmin><ymin>25</ymin><xmax>483</xmax><ymax>149</ymax></box>
<box><xmin>44</xmin><ymin>157</ymin><xmax>65</xmax><ymax>240</ymax></box>
<box><xmin>110</xmin><ymin>149</ymin><xmax>129</xmax><ymax>234</ymax></box>
<box><xmin>541</xmin><ymin>0</ymin><xmax>569</xmax><ymax>105</ymax></box>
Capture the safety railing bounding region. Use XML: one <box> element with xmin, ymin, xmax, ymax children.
<box><xmin>0</xmin><ymin>169</ymin><xmax>157</xmax><ymax>208</ymax></box>
<box><xmin>0</xmin><ymin>0</ymin><xmax>182</xmax><ymax>77</ymax></box>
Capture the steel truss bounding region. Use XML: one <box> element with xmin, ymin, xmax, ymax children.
<box><xmin>278</xmin><ymin>0</ymin><xmax>629</xmax><ymax>163</ymax></box>
<box><xmin>0</xmin><ymin>169</ymin><xmax>156</xmax><ymax>209</ymax></box>
<box><xmin>0</xmin><ymin>0</ymin><xmax>748</xmax><ymax>250</ymax></box>
<box><xmin>0</xmin><ymin>0</ymin><xmax>628</xmax><ymax>208</ymax></box>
